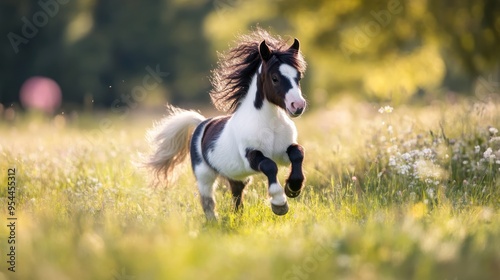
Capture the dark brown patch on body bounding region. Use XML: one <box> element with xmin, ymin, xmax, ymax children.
<box><xmin>201</xmin><ymin>116</ymin><xmax>230</xmax><ymax>165</ymax></box>
<box><xmin>190</xmin><ymin>119</ymin><xmax>210</xmax><ymax>168</ymax></box>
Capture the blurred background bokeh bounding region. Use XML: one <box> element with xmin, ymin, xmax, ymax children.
<box><xmin>1</xmin><ymin>0</ymin><xmax>499</xmax><ymax>115</ymax></box>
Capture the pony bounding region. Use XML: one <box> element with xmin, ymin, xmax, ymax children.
<box><xmin>146</xmin><ymin>29</ymin><xmax>307</xmax><ymax>220</ymax></box>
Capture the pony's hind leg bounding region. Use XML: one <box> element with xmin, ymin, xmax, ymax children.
<box><xmin>228</xmin><ymin>179</ymin><xmax>248</xmax><ymax>211</ymax></box>
<box><xmin>194</xmin><ymin>164</ymin><xmax>218</xmax><ymax>220</ymax></box>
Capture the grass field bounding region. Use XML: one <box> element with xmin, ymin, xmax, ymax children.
<box><xmin>1</xmin><ymin>98</ymin><xmax>500</xmax><ymax>280</ymax></box>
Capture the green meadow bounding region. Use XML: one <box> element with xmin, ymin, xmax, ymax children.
<box><xmin>1</xmin><ymin>98</ymin><xmax>499</xmax><ymax>280</ymax></box>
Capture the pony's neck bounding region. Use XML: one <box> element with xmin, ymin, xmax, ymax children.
<box><xmin>236</xmin><ymin>72</ymin><xmax>283</xmax><ymax>119</ymax></box>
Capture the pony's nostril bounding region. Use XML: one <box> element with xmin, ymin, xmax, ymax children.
<box><xmin>291</xmin><ymin>102</ymin><xmax>296</xmax><ymax>110</ymax></box>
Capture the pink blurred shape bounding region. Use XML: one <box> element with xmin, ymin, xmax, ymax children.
<box><xmin>20</xmin><ymin>76</ymin><xmax>62</xmax><ymax>114</ymax></box>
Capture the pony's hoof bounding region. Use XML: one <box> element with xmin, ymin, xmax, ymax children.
<box><xmin>285</xmin><ymin>183</ymin><xmax>302</xmax><ymax>198</ymax></box>
<box><xmin>271</xmin><ymin>202</ymin><xmax>289</xmax><ymax>216</ymax></box>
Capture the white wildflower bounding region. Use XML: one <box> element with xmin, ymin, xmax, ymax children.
<box><xmin>378</xmin><ymin>105</ymin><xmax>394</xmax><ymax>114</ymax></box>
<box><xmin>489</xmin><ymin>127</ymin><xmax>498</xmax><ymax>135</ymax></box>
<box><xmin>388</xmin><ymin>156</ymin><xmax>397</xmax><ymax>166</ymax></box>
<box><xmin>426</xmin><ymin>188</ymin><xmax>435</xmax><ymax>199</ymax></box>
<box><xmin>409</xmin><ymin>192</ymin><xmax>417</xmax><ymax>201</ymax></box>
<box><xmin>483</xmin><ymin>147</ymin><xmax>495</xmax><ymax>159</ymax></box>
<box><xmin>489</xmin><ymin>137</ymin><xmax>500</xmax><ymax>143</ymax></box>
<box><xmin>398</xmin><ymin>164</ymin><xmax>411</xmax><ymax>175</ymax></box>
<box><xmin>422</xmin><ymin>148</ymin><xmax>433</xmax><ymax>159</ymax></box>
<box><xmin>387</xmin><ymin>125</ymin><xmax>393</xmax><ymax>134</ymax></box>
<box><xmin>403</xmin><ymin>139</ymin><xmax>417</xmax><ymax>148</ymax></box>
<box><xmin>415</xmin><ymin>159</ymin><xmax>447</xmax><ymax>181</ymax></box>
<box><xmin>401</xmin><ymin>152</ymin><xmax>412</xmax><ymax>161</ymax></box>
<box><xmin>387</xmin><ymin>145</ymin><xmax>398</xmax><ymax>154</ymax></box>
<box><xmin>474</xmin><ymin>145</ymin><xmax>481</xmax><ymax>154</ymax></box>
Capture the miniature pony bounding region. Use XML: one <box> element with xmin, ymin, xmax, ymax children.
<box><xmin>147</xmin><ymin>29</ymin><xmax>307</xmax><ymax>219</ymax></box>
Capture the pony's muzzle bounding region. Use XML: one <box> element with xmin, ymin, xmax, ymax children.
<box><xmin>286</xmin><ymin>98</ymin><xmax>306</xmax><ymax>117</ymax></box>
<box><xmin>292</xmin><ymin>106</ymin><xmax>304</xmax><ymax>116</ymax></box>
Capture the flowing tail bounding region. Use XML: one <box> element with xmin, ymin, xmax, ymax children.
<box><xmin>146</xmin><ymin>106</ymin><xmax>205</xmax><ymax>185</ymax></box>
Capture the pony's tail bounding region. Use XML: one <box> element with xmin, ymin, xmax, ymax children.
<box><xmin>145</xmin><ymin>105</ymin><xmax>205</xmax><ymax>186</ymax></box>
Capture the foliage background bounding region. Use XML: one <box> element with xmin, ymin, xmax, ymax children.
<box><xmin>1</xmin><ymin>0</ymin><xmax>500</xmax><ymax>110</ymax></box>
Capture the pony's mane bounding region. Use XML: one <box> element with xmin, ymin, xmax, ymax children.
<box><xmin>209</xmin><ymin>28</ymin><xmax>307</xmax><ymax>113</ymax></box>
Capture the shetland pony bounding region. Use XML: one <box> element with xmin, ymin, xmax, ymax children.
<box><xmin>147</xmin><ymin>29</ymin><xmax>307</xmax><ymax>220</ymax></box>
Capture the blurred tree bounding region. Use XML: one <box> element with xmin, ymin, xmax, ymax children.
<box><xmin>428</xmin><ymin>0</ymin><xmax>500</xmax><ymax>93</ymax></box>
<box><xmin>205</xmin><ymin>0</ymin><xmax>500</xmax><ymax>103</ymax></box>
<box><xmin>1</xmin><ymin>0</ymin><xmax>499</xmax><ymax>109</ymax></box>
<box><xmin>1</xmin><ymin>0</ymin><xmax>79</xmax><ymax>108</ymax></box>
<box><xmin>1</xmin><ymin>0</ymin><xmax>214</xmax><ymax>109</ymax></box>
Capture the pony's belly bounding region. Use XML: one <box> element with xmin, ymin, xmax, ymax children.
<box><xmin>206</xmin><ymin>136</ymin><xmax>256</xmax><ymax>180</ymax></box>
<box><xmin>210</xmin><ymin>154</ymin><xmax>256</xmax><ymax>180</ymax></box>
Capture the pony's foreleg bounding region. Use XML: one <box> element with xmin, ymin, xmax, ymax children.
<box><xmin>284</xmin><ymin>144</ymin><xmax>305</xmax><ymax>198</ymax></box>
<box><xmin>228</xmin><ymin>179</ymin><xmax>248</xmax><ymax>211</ymax></box>
<box><xmin>246</xmin><ymin>149</ymin><xmax>288</xmax><ymax>215</ymax></box>
<box><xmin>194</xmin><ymin>164</ymin><xmax>218</xmax><ymax>220</ymax></box>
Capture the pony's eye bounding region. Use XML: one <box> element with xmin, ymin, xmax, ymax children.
<box><xmin>271</xmin><ymin>75</ymin><xmax>279</xmax><ymax>83</ymax></box>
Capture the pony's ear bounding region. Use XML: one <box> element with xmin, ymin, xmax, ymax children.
<box><xmin>288</xmin><ymin>38</ymin><xmax>300</xmax><ymax>52</ymax></box>
<box><xmin>259</xmin><ymin>40</ymin><xmax>272</xmax><ymax>62</ymax></box>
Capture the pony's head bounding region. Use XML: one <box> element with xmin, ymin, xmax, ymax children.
<box><xmin>209</xmin><ymin>28</ymin><xmax>307</xmax><ymax>116</ymax></box>
<box><xmin>258</xmin><ymin>39</ymin><xmax>306</xmax><ymax>117</ymax></box>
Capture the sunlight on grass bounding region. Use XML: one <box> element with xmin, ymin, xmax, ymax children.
<box><xmin>1</xmin><ymin>99</ymin><xmax>499</xmax><ymax>279</ymax></box>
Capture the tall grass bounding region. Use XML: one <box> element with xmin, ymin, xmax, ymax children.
<box><xmin>0</xmin><ymin>99</ymin><xmax>499</xmax><ymax>279</ymax></box>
